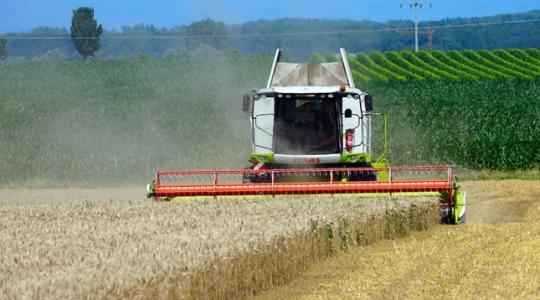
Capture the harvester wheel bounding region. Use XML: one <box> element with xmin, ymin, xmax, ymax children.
<box><xmin>440</xmin><ymin>193</ymin><xmax>467</xmax><ymax>225</ymax></box>
<box><xmin>440</xmin><ymin>209</ymin><xmax>453</xmax><ymax>224</ymax></box>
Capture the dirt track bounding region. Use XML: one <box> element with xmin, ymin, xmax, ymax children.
<box><xmin>0</xmin><ymin>187</ymin><xmax>145</xmax><ymax>205</ymax></box>
<box><xmin>254</xmin><ymin>180</ymin><xmax>540</xmax><ymax>299</ymax></box>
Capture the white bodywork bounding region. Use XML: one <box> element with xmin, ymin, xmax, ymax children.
<box><xmin>251</xmin><ymin>95</ymin><xmax>274</xmax><ymax>153</ymax></box>
<box><xmin>250</xmin><ymin>49</ymin><xmax>372</xmax><ymax>164</ymax></box>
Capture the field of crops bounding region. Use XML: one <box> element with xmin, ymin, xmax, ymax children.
<box><xmin>255</xmin><ymin>180</ymin><xmax>540</xmax><ymax>299</ymax></box>
<box><xmin>2</xmin><ymin>181</ymin><xmax>537</xmax><ymax>299</ymax></box>
<box><xmin>0</xmin><ymin>49</ymin><xmax>539</xmax><ymax>185</ymax></box>
<box><xmin>348</xmin><ymin>49</ymin><xmax>540</xmax><ymax>171</ymax></box>
<box><xmin>370</xmin><ymin>80</ymin><xmax>540</xmax><ymax>170</ymax></box>
<box><xmin>0</xmin><ymin>191</ymin><xmax>438</xmax><ymax>299</ymax></box>
<box><xmin>349</xmin><ymin>48</ymin><xmax>540</xmax><ymax>84</ymax></box>
<box><xmin>0</xmin><ymin>52</ymin><xmax>272</xmax><ymax>185</ymax></box>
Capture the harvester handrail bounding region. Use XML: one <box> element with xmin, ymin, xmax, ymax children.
<box><xmin>156</xmin><ymin>165</ymin><xmax>453</xmax><ymax>176</ymax></box>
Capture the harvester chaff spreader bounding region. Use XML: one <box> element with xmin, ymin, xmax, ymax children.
<box><xmin>146</xmin><ymin>49</ymin><xmax>466</xmax><ymax>224</ymax></box>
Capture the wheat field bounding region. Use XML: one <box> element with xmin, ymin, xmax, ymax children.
<box><xmin>0</xmin><ymin>189</ymin><xmax>438</xmax><ymax>299</ymax></box>
<box><xmin>254</xmin><ymin>180</ymin><xmax>540</xmax><ymax>300</ymax></box>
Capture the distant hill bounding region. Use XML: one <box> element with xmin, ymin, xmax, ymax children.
<box><xmin>4</xmin><ymin>10</ymin><xmax>540</xmax><ymax>60</ymax></box>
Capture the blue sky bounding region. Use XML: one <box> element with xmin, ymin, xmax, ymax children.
<box><xmin>1</xmin><ymin>0</ymin><xmax>539</xmax><ymax>33</ymax></box>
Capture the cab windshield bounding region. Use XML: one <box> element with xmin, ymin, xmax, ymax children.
<box><xmin>273</xmin><ymin>97</ymin><xmax>340</xmax><ymax>154</ymax></box>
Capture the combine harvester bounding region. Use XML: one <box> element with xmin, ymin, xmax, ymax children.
<box><xmin>146</xmin><ymin>49</ymin><xmax>466</xmax><ymax>224</ymax></box>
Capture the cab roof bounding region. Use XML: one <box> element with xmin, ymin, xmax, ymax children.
<box><xmin>257</xmin><ymin>86</ymin><xmax>364</xmax><ymax>95</ymax></box>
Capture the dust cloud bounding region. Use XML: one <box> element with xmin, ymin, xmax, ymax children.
<box><xmin>0</xmin><ymin>49</ymin><xmax>271</xmax><ymax>187</ymax></box>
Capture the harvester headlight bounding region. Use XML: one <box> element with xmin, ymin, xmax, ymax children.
<box><xmin>353</xmin><ymin>94</ymin><xmax>360</xmax><ymax>99</ymax></box>
<box><xmin>350</xmin><ymin>156</ymin><xmax>356</xmax><ymax>161</ymax></box>
<box><xmin>277</xmin><ymin>94</ymin><xmax>283</xmax><ymax>98</ymax></box>
<box><xmin>328</xmin><ymin>94</ymin><xmax>334</xmax><ymax>98</ymax></box>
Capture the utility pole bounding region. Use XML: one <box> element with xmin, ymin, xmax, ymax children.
<box><xmin>426</xmin><ymin>26</ymin><xmax>434</xmax><ymax>50</ymax></box>
<box><xmin>395</xmin><ymin>25</ymin><xmax>435</xmax><ymax>51</ymax></box>
<box><xmin>400</xmin><ymin>1</ymin><xmax>432</xmax><ymax>52</ymax></box>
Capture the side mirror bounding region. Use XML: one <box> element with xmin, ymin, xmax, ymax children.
<box><xmin>364</xmin><ymin>94</ymin><xmax>373</xmax><ymax>112</ymax></box>
<box><xmin>242</xmin><ymin>94</ymin><xmax>251</xmax><ymax>112</ymax></box>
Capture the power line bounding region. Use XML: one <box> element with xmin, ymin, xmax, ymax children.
<box><xmin>3</xmin><ymin>18</ymin><xmax>540</xmax><ymax>40</ymax></box>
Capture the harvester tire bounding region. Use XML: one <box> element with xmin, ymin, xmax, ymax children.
<box><xmin>440</xmin><ymin>205</ymin><xmax>466</xmax><ymax>225</ymax></box>
<box><xmin>440</xmin><ymin>206</ymin><xmax>453</xmax><ymax>224</ymax></box>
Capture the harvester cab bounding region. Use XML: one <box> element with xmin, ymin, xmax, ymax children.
<box><xmin>146</xmin><ymin>48</ymin><xmax>466</xmax><ymax>225</ymax></box>
<box><xmin>242</xmin><ymin>48</ymin><xmax>383</xmax><ymax>178</ymax></box>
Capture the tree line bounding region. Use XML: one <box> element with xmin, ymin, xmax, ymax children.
<box><xmin>2</xmin><ymin>8</ymin><xmax>540</xmax><ymax>60</ymax></box>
